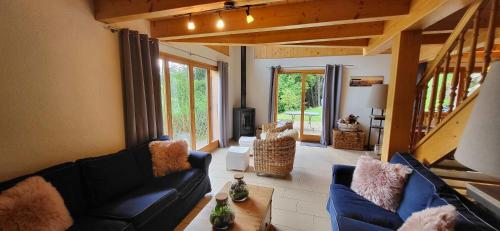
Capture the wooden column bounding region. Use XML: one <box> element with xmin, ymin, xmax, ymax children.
<box><xmin>382</xmin><ymin>30</ymin><xmax>422</xmax><ymax>162</ymax></box>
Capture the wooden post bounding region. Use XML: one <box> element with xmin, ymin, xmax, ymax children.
<box><xmin>381</xmin><ymin>30</ymin><xmax>422</xmax><ymax>162</ymax></box>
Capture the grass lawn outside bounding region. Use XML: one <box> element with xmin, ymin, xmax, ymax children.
<box><xmin>277</xmin><ymin>106</ymin><xmax>323</xmax><ymax>122</ymax></box>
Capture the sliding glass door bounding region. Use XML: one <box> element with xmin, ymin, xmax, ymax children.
<box><xmin>168</xmin><ymin>61</ymin><xmax>192</xmax><ymax>144</ymax></box>
<box><xmin>160</xmin><ymin>55</ymin><xmax>219</xmax><ymax>151</ymax></box>
<box><xmin>275</xmin><ymin>70</ymin><xmax>325</xmax><ymax>142</ymax></box>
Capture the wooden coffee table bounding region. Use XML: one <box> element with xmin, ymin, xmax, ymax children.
<box><xmin>185</xmin><ymin>182</ymin><xmax>274</xmax><ymax>230</ymax></box>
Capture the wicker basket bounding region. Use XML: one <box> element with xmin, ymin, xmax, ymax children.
<box><xmin>332</xmin><ymin>129</ymin><xmax>365</xmax><ymax>151</ymax></box>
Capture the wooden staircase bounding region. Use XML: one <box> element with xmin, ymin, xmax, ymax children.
<box><xmin>409</xmin><ymin>0</ymin><xmax>500</xmax><ymax>196</ymax></box>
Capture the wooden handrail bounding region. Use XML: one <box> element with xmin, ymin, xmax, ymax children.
<box><xmin>410</xmin><ymin>0</ymin><xmax>497</xmax><ymax>150</ymax></box>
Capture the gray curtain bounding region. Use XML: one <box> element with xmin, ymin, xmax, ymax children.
<box><xmin>119</xmin><ymin>29</ymin><xmax>163</xmax><ymax>147</ymax></box>
<box><xmin>321</xmin><ymin>64</ymin><xmax>343</xmax><ymax>146</ymax></box>
<box><xmin>218</xmin><ymin>61</ymin><xmax>229</xmax><ymax>148</ymax></box>
<box><xmin>268</xmin><ymin>66</ymin><xmax>280</xmax><ymax>122</ymax></box>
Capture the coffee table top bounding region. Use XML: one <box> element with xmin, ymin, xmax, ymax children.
<box><xmin>185</xmin><ymin>182</ymin><xmax>274</xmax><ymax>230</ymax></box>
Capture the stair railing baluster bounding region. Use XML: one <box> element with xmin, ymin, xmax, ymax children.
<box><xmin>463</xmin><ymin>10</ymin><xmax>481</xmax><ymax>100</ymax></box>
<box><xmin>437</xmin><ymin>52</ymin><xmax>451</xmax><ymax>124</ymax></box>
<box><xmin>480</xmin><ymin>0</ymin><xmax>498</xmax><ymax>84</ymax></box>
<box><xmin>449</xmin><ymin>31</ymin><xmax>466</xmax><ymax>112</ymax></box>
<box><xmin>427</xmin><ymin>68</ymin><xmax>441</xmax><ymax>131</ymax></box>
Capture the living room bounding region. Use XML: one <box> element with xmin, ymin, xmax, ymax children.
<box><xmin>0</xmin><ymin>0</ymin><xmax>499</xmax><ymax>231</ymax></box>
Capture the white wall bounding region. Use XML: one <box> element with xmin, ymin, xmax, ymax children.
<box><xmin>247</xmin><ymin>47</ymin><xmax>391</xmax><ymax>144</ymax></box>
<box><xmin>0</xmin><ymin>0</ymin><xmax>125</xmax><ymax>181</ymax></box>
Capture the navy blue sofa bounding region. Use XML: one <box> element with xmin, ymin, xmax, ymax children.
<box><xmin>327</xmin><ymin>153</ymin><xmax>499</xmax><ymax>231</ymax></box>
<box><xmin>0</xmin><ymin>140</ymin><xmax>212</xmax><ymax>231</ymax></box>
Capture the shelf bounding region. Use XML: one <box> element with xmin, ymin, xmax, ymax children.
<box><xmin>371</xmin><ymin>125</ymin><xmax>384</xmax><ymax>129</ymax></box>
<box><xmin>369</xmin><ymin>115</ymin><xmax>385</xmax><ymax>120</ymax></box>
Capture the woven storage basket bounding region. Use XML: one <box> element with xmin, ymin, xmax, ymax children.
<box><xmin>332</xmin><ymin>129</ymin><xmax>365</xmax><ymax>150</ymax></box>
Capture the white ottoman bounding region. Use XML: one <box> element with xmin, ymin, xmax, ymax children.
<box><xmin>226</xmin><ymin>146</ymin><xmax>250</xmax><ymax>171</ymax></box>
<box><xmin>238</xmin><ymin>136</ymin><xmax>257</xmax><ymax>147</ymax></box>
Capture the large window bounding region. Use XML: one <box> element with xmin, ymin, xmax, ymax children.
<box><xmin>160</xmin><ymin>55</ymin><xmax>219</xmax><ymax>151</ymax></box>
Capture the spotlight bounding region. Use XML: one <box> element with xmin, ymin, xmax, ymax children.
<box><xmin>246</xmin><ymin>6</ymin><xmax>254</xmax><ymax>24</ymax></box>
<box><xmin>187</xmin><ymin>14</ymin><xmax>195</xmax><ymax>30</ymax></box>
<box><xmin>216</xmin><ymin>12</ymin><xmax>225</xmax><ymax>29</ymax></box>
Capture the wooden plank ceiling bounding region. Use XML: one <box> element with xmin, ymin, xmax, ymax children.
<box><xmin>94</xmin><ymin>0</ymin><xmax>490</xmax><ymax>58</ymax></box>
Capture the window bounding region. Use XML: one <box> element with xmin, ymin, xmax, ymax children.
<box><xmin>159</xmin><ymin>55</ymin><xmax>219</xmax><ymax>151</ymax></box>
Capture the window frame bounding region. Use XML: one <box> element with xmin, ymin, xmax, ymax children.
<box><xmin>160</xmin><ymin>53</ymin><xmax>219</xmax><ymax>152</ymax></box>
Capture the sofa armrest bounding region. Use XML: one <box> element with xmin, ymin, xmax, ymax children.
<box><xmin>188</xmin><ymin>151</ymin><xmax>212</xmax><ymax>175</ymax></box>
<box><xmin>332</xmin><ymin>165</ymin><xmax>355</xmax><ymax>187</ymax></box>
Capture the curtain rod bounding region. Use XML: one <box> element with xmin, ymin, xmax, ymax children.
<box><xmin>266</xmin><ymin>65</ymin><xmax>354</xmax><ymax>69</ymax></box>
<box><xmin>160</xmin><ymin>42</ymin><xmax>218</xmax><ymax>63</ymax></box>
<box><xmin>103</xmin><ymin>25</ymin><xmax>218</xmax><ymax>63</ymax></box>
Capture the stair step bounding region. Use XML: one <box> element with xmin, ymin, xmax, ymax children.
<box><xmin>434</xmin><ymin>159</ymin><xmax>471</xmax><ymax>171</ymax></box>
<box><xmin>431</xmin><ymin>168</ymin><xmax>500</xmax><ymax>184</ymax></box>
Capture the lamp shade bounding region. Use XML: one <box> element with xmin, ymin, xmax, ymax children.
<box><xmin>455</xmin><ymin>61</ymin><xmax>500</xmax><ymax>178</ymax></box>
<box><xmin>367</xmin><ymin>84</ymin><xmax>388</xmax><ymax>109</ymax></box>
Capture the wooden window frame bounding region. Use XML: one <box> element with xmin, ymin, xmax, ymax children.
<box><xmin>275</xmin><ymin>69</ymin><xmax>325</xmax><ymax>142</ymax></box>
<box><xmin>160</xmin><ymin>53</ymin><xmax>219</xmax><ymax>152</ymax></box>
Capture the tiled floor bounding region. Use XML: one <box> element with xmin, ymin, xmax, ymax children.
<box><xmin>175</xmin><ymin>143</ymin><xmax>362</xmax><ymax>231</ymax></box>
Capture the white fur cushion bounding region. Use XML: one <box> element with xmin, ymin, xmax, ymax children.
<box><xmin>398</xmin><ymin>205</ymin><xmax>457</xmax><ymax>231</ymax></box>
<box><xmin>351</xmin><ymin>156</ymin><xmax>413</xmax><ymax>212</ymax></box>
<box><xmin>277</xmin><ymin>129</ymin><xmax>299</xmax><ymax>140</ymax></box>
<box><xmin>0</xmin><ymin>176</ymin><xmax>73</xmax><ymax>231</ymax></box>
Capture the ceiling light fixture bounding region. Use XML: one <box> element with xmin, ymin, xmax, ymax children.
<box><xmin>216</xmin><ymin>11</ymin><xmax>225</xmax><ymax>29</ymax></box>
<box><xmin>246</xmin><ymin>6</ymin><xmax>254</xmax><ymax>24</ymax></box>
<box><xmin>187</xmin><ymin>13</ymin><xmax>195</xmax><ymax>30</ymax></box>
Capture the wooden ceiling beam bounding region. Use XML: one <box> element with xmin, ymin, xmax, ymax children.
<box><xmin>283</xmin><ymin>39</ymin><xmax>370</xmax><ymax>47</ymax></box>
<box><xmin>151</xmin><ymin>0</ymin><xmax>410</xmax><ymax>40</ymax></box>
<box><xmin>164</xmin><ymin>22</ymin><xmax>384</xmax><ymax>46</ymax></box>
<box><xmin>364</xmin><ymin>0</ymin><xmax>476</xmax><ymax>55</ymax></box>
<box><xmin>254</xmin><ymin>46</ymin><xmax>363</xmax><ymax>59</ymax></box>
<box><xmin>205</xmin><ymin>45</ymin><xmax>230</xmax><ymax>56</ymax></box>
<box><xmin>422</xmin><ymin>33</ymin><xmax>451</xmax><ymax>44</ymax></box>
<box><xmin>94</xmin><ymin>0</ymin><xmax>284</xmax><ymax>23</ymax></box>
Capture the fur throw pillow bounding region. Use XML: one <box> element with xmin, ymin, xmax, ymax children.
<box><xmin>277</xmin><ymin>129</ymin><xmax>299</xmax><ymax>141</ymax></box>
<box><xmin>149</xmin><ymin>140</ymin><xmax>192</xmax><ymax>177</ymax></box>
<box><xmin>0</xmin><ymin>176</ymin><xmax>73</xmax><ymax>231</ymax></box>
<box><xmin>351</xmin><ymin>156</ymin><xmax>413</xmax><ymax>212</ymax></box>
<box><xmin>398</xmin><ymin>205</ymin><xmax>457</xmax><ymax>231</ymax></box>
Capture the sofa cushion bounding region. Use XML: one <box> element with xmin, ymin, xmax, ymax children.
<box><xmin>390</xmin><ymin>153</ymin><xmax>449</xmax><ymax>220</ymax></box>
<box><xmin>37</xmin><ymin>162</ymin><xmax>87</xmax><ymax>216</ymax></box>
<box><xmin>0</xmin><ymin>162</ymin><xmax>87</xmax><ymax>217</ymax></box>
<box><xmin>78</xmin><ymin>150</ymin><xmax>144</xmax><ymax>207</ymax></box>
<box><xmin>148</xmin><ymin>168</ymin><xmax>205</xmax><ymax>199</ymax></box>
<box><xmin>328</xmin><ymin>184</ymin><xmax>404</xmax><ymax>230</ymax></box>
<box><xmin>68</xmin><ymin>216</ymin><xmax>135</xmax><ymax>231</ymax></box>
<box><xmin>89</xmin><ymin>185</ymin><xmax>178</xmax><ymax>228</ymax></box>
<box><xmin>428</xmin><ymin>193</ymin><xmax>498</xmax><ymax>231</ymax></box>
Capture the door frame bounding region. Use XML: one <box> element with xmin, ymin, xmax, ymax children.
<box><xmin>275</xmin><ymin>69</ymin><xmax>325</xmax><ymax>142</ymax></box>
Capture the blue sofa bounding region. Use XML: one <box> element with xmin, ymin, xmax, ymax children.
<box><xmin>327</xmin><ymin>153</ymin><xmax>499</xmax><ymax>231</ymax></box>
<box><xmin>0</xmin><ymin>139</ymin><xmax>212</xmax><ymax>231</ymax></box>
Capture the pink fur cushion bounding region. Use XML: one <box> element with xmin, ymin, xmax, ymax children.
<box><xmin>0</xmin><ymin>176</ymin><xmax>73</xmax><ymax>231</ymax></box>
<box><xmin>149</xmin><ymin>140</ymin><xmax>192</xmax><ymax>177</ymax></box>
<box><xmin>399</xmin><ymin>205</ymin><xmax>457</xmax><ymax>231</ymax></box>
<box><xmin>351</xmin><ymin>156</ymin><xmax>413</xmax><ymax>212</ymax></box>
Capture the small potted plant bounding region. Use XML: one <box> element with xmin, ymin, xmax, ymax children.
<box><xmin>337</xmin><ymin>114</ymin><xmax>360</xmax><ymax>131</ymax></box>
<box><xmin>229</xmin><ymin>173</ymin><xmax>249</xmax><ymax>202</ymax></box>
<box><xmin>210</xmin><ymin>193</ymin><xmax>235</xmax><ymax>230</ymax></box>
